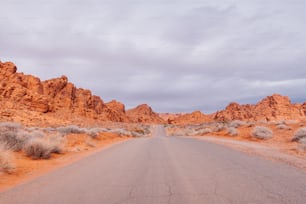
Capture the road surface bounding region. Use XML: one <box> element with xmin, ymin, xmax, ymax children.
<box><xmin>1</xmin><ymin>126</ymin><xmax>305</xmax><ymax>204</ymax></box>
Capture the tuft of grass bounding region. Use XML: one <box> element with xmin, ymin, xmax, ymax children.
<box><xmin>23</xmin><ymin>136</ymin><xmax>63</xmax><ymax>160</ymax></box>
<box><xmin>212</xmin><ymin>123</ymin><xmax>226</xmax><ymax>132</ymax></box>
<box><xmin>229</xmin><ymin>120</ymin><xmax>246</xmax><ymax>128</ymax></box>
<box><xmin>0</xmin><ymin>130</ymin><xmax>27</xmax><ymax>151</ymax></box>
<box><xmin>57</xmin><ymin>125</ymin><xmax>86</xmax><ymax>135</ymax></box>
<box><xmin>197</xmin><ymin>128</ymin><xmax>213</xmax><ymax>135</ymax></box>
<box><xmin>297</xmin><ymin>138</ymin><xmax>306</xmax><ymax>152</ymax></box>
<box><xmin>0</xmin><ymin>122</ymin><xmax>22</xmax><ymax>131</ymax></box>
<box><xmin>276</xmin><ymin>124</ymin><xmax>291</xmax><ymax>130</ymax></box>
<box><xmin>292</xmin><ymin>127</ymin><xmax>306</xmax><ymax>142</ymax></box>
<box><xmin>227</xmin><ymin>127</ymin><xmax>239</xmax><ymax>136</ymax></box>
<box><xmin>251</xmin><ymin>126</ymin><xmax>273</xmax><ymax>139</ymax></box>
<box><xmin>0</xmin><ymin>145</ymin><xmax>15</xmax><ymax>174</ymax></box>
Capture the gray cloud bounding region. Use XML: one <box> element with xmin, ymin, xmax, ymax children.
<box><xmin>1</xmin><ymin>0</ymin><xmax>306</xmax><ymax>113</ymax></box>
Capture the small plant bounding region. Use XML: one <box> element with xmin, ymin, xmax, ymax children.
<box><xmin>0</xmin><ymin>131</ymin><xmax>27</xmax><ymax>151</ymax></box>
<box><xmin>212</xmin><ymin>123</ymin><xmax>226</xmax><ymax>132</ymax></box>
<box><xmin>0</xmin><ymin>146</ymin><xmax>15</xmax><ymax>173</ymax></box>
<box><xmin>251</xmin><ymin>126</ymin><xmax>273</xmax><ymax>139</ymax></box>
<box><xmin>292</xmin><ymin>127</ymin><xmax>306</xmax><ymax>142</ymax></box>
<box><xmin>23</xmin><ymin>137</ymin><xmax>61</xmax><ymax>160</ymax></box>
<box><xmin>229</xmin><ymin>120</ymin><xmax>246</xmax><ymax>128</ymax></box>
<box><xmin>197</xmin><ymin>128</ymin><xmax>213</xmax><ymax>135</ymax></box>
<box><xmin>276</xmin><ymin>124</ymin><xmax>291</xmax><ymax>130</ymax></box>
<box><xmin>227</xmin><ymin>127</ymin><xmax>239</xmax><ymax>136</ymax></box>
<box><xmin>0</xmin><ymin>122</ymin><xmax>22</xmax><ymax>131</ymax></box>
<box><xmin>57</xmin><ymin>125</ymin><xmax>86</xmax><ymax>135</ymax></box>
<box><xmin>297</xmin><ymin>138</ymin><xmax>306</xmax><ymax>152</ymax></box>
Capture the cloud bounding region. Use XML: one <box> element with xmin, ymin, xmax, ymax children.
<box><xmin>1</xmin><ymin>0</ymin><xmax>306</xmax><ymax>113</ymax></box>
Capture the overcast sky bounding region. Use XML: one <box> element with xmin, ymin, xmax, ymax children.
<box><xmin>1</xmin><ymin>0</ymin><xmax>306</xmax><ymax>113</ymax></box>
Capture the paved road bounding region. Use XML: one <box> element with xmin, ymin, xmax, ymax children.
<box><xmin>1</xmin><ymin>126</ymin><xmax>305</xmax><ymax>204</ymax></box>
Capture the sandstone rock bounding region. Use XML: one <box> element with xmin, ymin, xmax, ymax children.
<box><xmin>0</xmin><ymin>61</ymin><xmax>128</xmax><ymax>123</ymax></box>
<box><xmin>169</xmin><ymin>111</ymin><xmax>212</xmax><ymax>125</ymax></box>
<box><xmin>127</xmin><ymin>104</ymin><xmax>165</xmax><ymax>124</ymax></box>
<box><xmin>214</xmin><ymin>94</ymin><xmax>306</xmax><ymax>122</ymax></box>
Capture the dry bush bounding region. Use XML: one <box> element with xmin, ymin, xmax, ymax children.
<box><xmin>23</xmin><ymin>136</ymin><xmax>62</xmax><ymax>160</ymax></box>
<box><xmin>292</xmin><ymin>128</ymin><xmax>306</xmax><ymax>142</ymax></box>
<box><xmin>197</xmin><ymin>128</ymin><xmax>213</xmax><ymax>135</ymax></box>
<box><xmin>227</xmin><ymin>127</ymin><xmax>239</xmax><ymax>136</ymax></box>
<box><xmin>229</xmin><ymin>120</ymin><xmax>246</xmax><ymax>128</ymax></box>
<box><xmin>57</xmin><ymin>125</ymin><xmax>86</xmax><ymax>135</ymax></box>
<box><xmin>276</xmin><ymin>124</ymin><xmax>291</xmax><ymax>130</ymax></box>
<box><xmin>0</xmin><ymin>122</ymin><xmax>22</xmax><ymax>131</ymax></box>
<box><xmin>0</xmin><ymin>145</ymin><xmax>15</xmax><ymax>173</ymax></box>
<box><xmin>251</xmin><ymin>126</ymin><xmax>273</xmax><ymax>139</ymax></box>
<box><xmin>0</xmin><ymin>130</ymin><xmax>27</xmax><ymax>151</ymax></box>
<box><xmin>297</xmin><ymin>138</ymin><xmax>306</xmax><ymax>152</ymax></box>
<box><xmin>47</xmin><ymin>134</ymin><xmax>65</xmax><ymax>154</ymax></box>
<box><xmin>212</xmin><ymin>123</ymin><xmax>226</xmax><ymax>132</ymax></box>
<box><xmin>247</xmin><ymin>122</ymin><xmax>255</xmax><ymax>127</ymax></box>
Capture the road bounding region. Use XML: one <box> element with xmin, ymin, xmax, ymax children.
<box><xmin>1</xmin><ymin>126</ymin><xmax>305</xmax><ymax>204</ymax></box>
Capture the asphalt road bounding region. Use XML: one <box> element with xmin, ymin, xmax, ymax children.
<box><xmin>1</xmin><ymin>126</ymin><xmax>305</xmax><ymax>204</ymax></box>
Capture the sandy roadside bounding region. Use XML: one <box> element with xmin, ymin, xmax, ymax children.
<box><xmin>194</xmin><ymin>136</ymin><xmax>306</xmax><ymax>170</ymax></box>
<box><xmin>0</xmin><ymin>136</ymin><xmax>131</xmax><ymax>192</ymax></box>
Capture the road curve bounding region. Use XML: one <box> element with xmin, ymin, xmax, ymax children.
<box><xmin>0</xmin><ymin>126</ymin><xmax>305</xmax><ymax>204</ymax></box>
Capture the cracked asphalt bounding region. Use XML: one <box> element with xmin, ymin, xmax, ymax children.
<box><xmin>0</xmin><ymin>126</ymin><xmax>305</xmax><ymax>204</ymax></box>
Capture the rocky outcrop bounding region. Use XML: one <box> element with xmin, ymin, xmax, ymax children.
<box><xmin>214</xmin><ymin>94</ymin><xmax>306</xmax><ymax>121</ymax></box>
<box><xmin>127</xmin><ymin>104</ymin><xmax>165</xmax><ymax>124</ymax></box>
<box><xmin>168</xmin><ymin>111</ymin><xmax>213</xmax><ymax>125</ymax></box>
<box><xmin>0</xmin><ymin>62</ymin><xmax>49</xmax><ymax>113</ymax></box>
<box><xmin>0</xmin><ymin>61</ymin><xmax>128</xmax><ymax>122</ymax></box>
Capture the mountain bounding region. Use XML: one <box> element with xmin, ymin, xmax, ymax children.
<box><xmin>127</xmin><ymin>104</ymin><xmax>165</xmax><ymax>124</ymax></box>
<box><xmin>214</xmin><ymin>94</ymin><xmax>306</xmax><ymax>121</ymax></box>
<box><xmin>0</xmin><ymin>61</ymin><xmax>163</xmax><ymax>125</ymax></box>
<box><xmin>167</xmin><ymin>111</ymin><xmax>213</xmax><ymax>125</ymax></box>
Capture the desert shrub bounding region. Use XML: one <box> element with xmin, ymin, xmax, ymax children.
<box><xmin>0</xmin><ymin>122</ymin><xmax>22</xmax><ymax>131</ymax></box>
<box><xmin>247</xmin><ymin>122</ymin><xmax>255</xmax><ymax>127</ymax></box>
<box><xmin>251</xmin><ymin>126</ymin><xmax>273</xmax><ymax>139</ymax></box>
<box><xmin>273</xmin><ymin>120</ymin><xmax>285</xmax><ymax>125</ymax></box>
<box><xmin>298</xmin><ymin>138</ymin><xmax>306</xmax><ymax>151</ymax></box>
<box><xmin>0</xmin><ymin>146</ymin><xmax>15</xmax><ymax>173</ymax></box>
<box><xmin>227</xmin><ymin>127</ymin><xmax>239</xmax><ymax>136</ymax></box>
<box><xmin>229</xmin><ymin>120</ymin><xmax>246</xmax><ymax>128</ymax></box>
<box><xmin>285</xmin><ymin>120</ymin><xmax>298</xmax><ymax>125</ymax></box>
<box><xmin>0</xmin><ymin>131</ymin><xmax>27</xmax><ymax>151</ymax></box>
<box><xmin>47</xmin><ymin>134</ymin><xmax>65</xmax><ymax>154</ymax></box>
<box><xmin>44</xmin><ymin>127</ymin><xmax>57</xmax><ymax>132</ymax></box>
<box><xmin>57</xmin><ymin>125</ymin><xmax>86</xmax><ymax>135</ymax></box>
<box><xmin>197</xmin><ymin>128</ymin><xmax>212</xmax><ymax>135</ymax></box>
<box><xmin>212</xmin><ymin>123</ymin><xmax>226</xmax><ymax>132</ymax></box>
<box><xmin>26</xmin><ymin>127</ymin><xmax>40</xmax><ymax>132</ymax></box>
<box><xmin>276</xmin><ymin>124</ymin><xmax>291</xmax><ymax>130</ymax></box>
<box><xmin>85</xmin><ymin>128</ymin><xmax>108</xmax><ymax>139</ymax></box>
<box><xmin>23</xmin><ymin>137</ymin><xmax>62</xmax><ymax>159</ymax></box>
<box><xmin>292</xmin><ymin>128</ymin><xmax>306</xmax><ymax>142</ymax></box>
<box><xmin>31</xmin><ymin>130</ymin><xmax>46</xmax><ymax>138</ymax></box>
<box><xmin>130</xmin><ymin>131</ymin><xmax>144</xmax><ymax>137</ymax></box>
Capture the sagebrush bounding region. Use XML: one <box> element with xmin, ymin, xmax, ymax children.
<box><xmin>251</xmin><ymin>126</ymin><xmax>273</xmax><ymax>139</ymax></box>
<box><xmin>292</xmin><ymin>128</ymin><xmax>306</xmax><ymax>142</ymax></box>
<box><xmin>0</xmin><ymin>146</ymin><xmax>15</xmax><ymax>173</ymax></box>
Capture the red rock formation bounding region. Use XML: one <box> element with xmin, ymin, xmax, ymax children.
<box><xmin>127</xmin><ymin>104</ymin><xmax>165</xmax><ymax>124</ymax></box>
<box><xmin>214</xmin><ymin>94</ymin><xmax>306</xmax><ymax>121</ymax></box>
<box><xmin>168</xmin><ymin>111</ymin><xmax>213</xmax><ymax>125</ymax></box>
<box><xmin>0</xmin><ymin>61</ymin><xmax>128</xmax><ymax>123</ymax></box>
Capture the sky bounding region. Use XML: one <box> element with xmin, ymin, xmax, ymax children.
<box><xmin>1</xmin><ymin>0</ymin><xmax>306</xmax><ymax>113</ymax></box>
